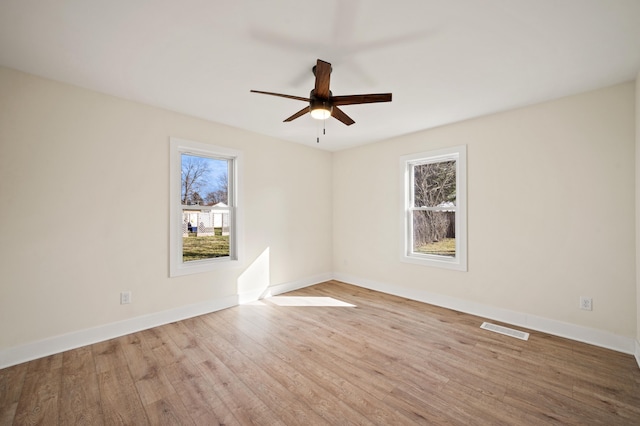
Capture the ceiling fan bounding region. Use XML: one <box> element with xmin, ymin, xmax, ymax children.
<box><xmin>251</xmin><ymin>59</ymin><xmax>392</xmax><ymax>126</ymax></box>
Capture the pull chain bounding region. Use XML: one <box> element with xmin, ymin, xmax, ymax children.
<box><xmin>316</xmin><ymin>119</ymin><xmax>327</xmax><ymax>144</ymax></box>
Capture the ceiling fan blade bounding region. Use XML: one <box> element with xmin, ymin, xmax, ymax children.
<box><xmin>332</xmin><ymin>106</ymin><xmax>355</xmax><ymax>126</ymax></box>
<box><xmin>284</xmin><ymin>106</ymin><xmax>310</xmax><ymax>122</ymax></box>
<box><xmin>314</xmin><ymin>59</ymin><xmax>332</xmax><ymax>99</ymax></box>
<box><xmin>331</xmin><ymin>93</ymin><xmax>392</xmax><ymax>106</ymax></box>
<box><xmin>250</xmin><ymin>90</ymin><xmax>309</xmax><ymax>102</ymax></box>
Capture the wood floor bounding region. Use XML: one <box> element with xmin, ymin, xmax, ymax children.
<box><xmin>1</xmin><ymin>281</ymin><xmax>640</xmax><ymax>425</ymax></box>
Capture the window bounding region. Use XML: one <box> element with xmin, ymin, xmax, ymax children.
<box><xmin>401</xmin><ymin>145</ymin><xmax>467</xmax><ymax>271</ymax></box>
<box><xmin>170</xmin><ymin>137</ymin><xmax>242</xmax><ymax>277</ymax></box>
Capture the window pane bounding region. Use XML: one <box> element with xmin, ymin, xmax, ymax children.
<box><xmin>412</xmin><ymin>210</ymin><xmax>455</xmax><ymax>257</ymax></box>
<box><xmin>413</xmin><ymin>160</ymin><xmax>456</xmax><ymax>208</ymax></box>
<box><xmin>181</xmin><ymin>154</ymin><xmax>229</xmax><ymax>205</ymax></box>
<box><xmin>181</xmin><ymin>154</ymin><xmax>230</xmax><ymax>262</ymax></box>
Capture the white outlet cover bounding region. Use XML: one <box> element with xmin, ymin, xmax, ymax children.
<box><xmin>579</xmin><ymin>296</ymin><xmax>592</xmax><ymax>311</ymax></box>
<box><xmin>120</xmin><ymin>291</ymin><xmax>132</xmax><ymax>304</ymax></box>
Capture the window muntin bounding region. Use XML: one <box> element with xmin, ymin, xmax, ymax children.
<box><xmin>401</xmin><ymin>146</ymin><xmax>467</xmax><ymax>271</ymax></box>
<box><xmin>170</xmin><ymin>138</ymin><xmax>242</xmax><ymax>277</ymax></box>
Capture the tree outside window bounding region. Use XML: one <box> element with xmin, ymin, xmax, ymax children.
<box><xmin>412</xmin><ymin>160</ymin><xmax>457</xmax><ymax>256</ymax></box>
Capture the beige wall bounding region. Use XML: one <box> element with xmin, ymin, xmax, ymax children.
<box><xmin>0</xmin><ymin>67</ymin><xmax>333</xmax><ymax>350</ymax></box>
<box><xmin>334</xmin><ymin>82</ymin><xmax>636</xmax><ymax>339</ymax></box>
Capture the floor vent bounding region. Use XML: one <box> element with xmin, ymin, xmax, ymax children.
<box><xmin>480</xmin><ymin>322</ymin><xmax>529</xmax><ymax>341</ymax></box>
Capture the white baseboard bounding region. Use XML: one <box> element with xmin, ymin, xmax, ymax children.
<box><xmin>266</xmin><ymin>272</ymin><xmax>334</xmax><ymax>297</ymax></box>
<box><xmin>0</xmin><ymin>295</ymin><xmax>238</xmax><ymax>370</ymax></box>
<box><xmin>2</xmin><ymin>272</ymin><xmax>634</xmax><ymax>370</ymax></box>
<box><xmin>0</xmin><ymin>272</ymin><xmax>332</xmax><ymax>369</ymax></box>
<box><xmin>334</xmin><ymin>273</ymin><xmax>637</xmax><ymax>356</ymax></box>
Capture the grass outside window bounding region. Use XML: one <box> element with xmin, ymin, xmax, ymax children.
<box><xmin>415</xmin><ymin>238</ymin><xmax>455</xmax><ymax>257</ymax></box>
<box><xmin>182</xmin><ymin>229</ymin><xmax>229</xmax><ymax>262</ymax></box>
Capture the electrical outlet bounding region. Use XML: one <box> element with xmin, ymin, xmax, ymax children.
<box><xmin>579</xmin><ymin>296</ymin><xmax>592</xmax><ymax>311</ymax></box>
<box><xmin>120</xmin><ymin>291</ymin><xmax>132</xmax><ymax>305</ymax></box>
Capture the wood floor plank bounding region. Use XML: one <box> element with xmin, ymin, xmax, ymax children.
<box><xmin>59</xmin><ymin>346</ymin><xmax>103</xmax><ymax>425</ymax></box>
<box><xmin>0</xmin><ymin>362</ymin><xmax>28</xmax><ymax>425</ymax></box>
<box><xmin>96</xmin><ymin>355</ymin><xmax>149</xmax><ymax>425</ymax></box>
<box><xmin>143</xmin><ymin>392</ymin><xmax>195</xmax><ymax>426</ymax></box>
<box><xmin>217</xmin><ymin>304</ymin><xmax>398</xmax><ymax>402</ymax></box>
<box><xmin>161</xmin><ymin>321</ymin><xmax>213</xmax><ymax>365</ymax></box>
<box><xmin>226</xmin><ymin>300</ymin><xmax>404</xmax><ymax>397</ymax></box>
<box><xmin>571</xmin><ymin>376</ymin><xmax>640</xmax><ymax>421</ymax></box>
<box><xmin>2</xmin><ymin>280</ymin><xmax>639</xmax><ymax>425</ymax></box>
<box><xmin>12</xmin><ymin>354</ymin><xmax>62</xmax><ymax>425</ymax></box>
<box><xmin>140</xmin><ymin>327</ymin><xmax>185</xmax><ymax>367</ymax></box>
<box><xmin>120</xmin><ymin>333</ymin><xmax>178</xmax><ymax>407</ymax></box>
<box><xmin>504</xmin><ymin>376</ymin><xmax>608</xmax><ymax>424</ymax></box>
<box><xmin>196</xmin><ymin>355</ymin><xmax>286</xmax><ymax>426</ymax></box>
<box><xmin>195</xmin><ymin>317</ymin><xmax>320</xmax><ymax>422</ymax></box>
<box><xmin>92</xmin><ymin>338</ymin><xmax>129</xmax><ymax>374</ymax></box>
<box><xmin>214</xmin><ymin>305</ymin><xmax>417</xmax><ymax>425</ymax></box>
<box><xmin>169</xmin><ymin>368</ymin><xmax>241</xmax><ymax>425</ymax></box>
<box><xmin>201</xmin><ymin>339</ymin><xmax>336</xmax><ymax>425</ymax></box>
<box><xmin>198</xmin><ymin>314</ymin><xmax>378</xmax><ymax>425</ymax></box>
<box><xmin>438</xmin><ymin>378</ymin><xmax>544</xmax><ymax>425</ymax></box>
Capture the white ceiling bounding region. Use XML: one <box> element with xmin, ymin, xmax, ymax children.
<box><xmin>1</xmin><ymin>0</ymin><xmax>639</xmax><ymax>151</ymax></box>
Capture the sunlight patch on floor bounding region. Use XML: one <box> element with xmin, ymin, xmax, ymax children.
<box><xmin>266</xmin><ymin>296</ymin><xmax>356</xmax><ymax>307</ymax></box>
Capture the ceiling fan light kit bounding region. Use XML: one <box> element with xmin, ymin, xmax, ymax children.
<box><xmin>251</xmin><ymin>59</ymin><xmax>392</xmax><ymax>127</ymax></box>
<box><xmin>309</xmin><ymin>96</ymin><xmax>333</xmax><ymax>120</ymax></box>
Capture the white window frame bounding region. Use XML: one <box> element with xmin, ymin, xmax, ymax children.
<box><xmin>169</xmin><ymin>137</ymin><xmax>243</xmax><ymax>277</ymax></box>
<box><xmin>400</xmin><ymin>145</ymin><xmax>467</xmax><ymax>271</ymax></box>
